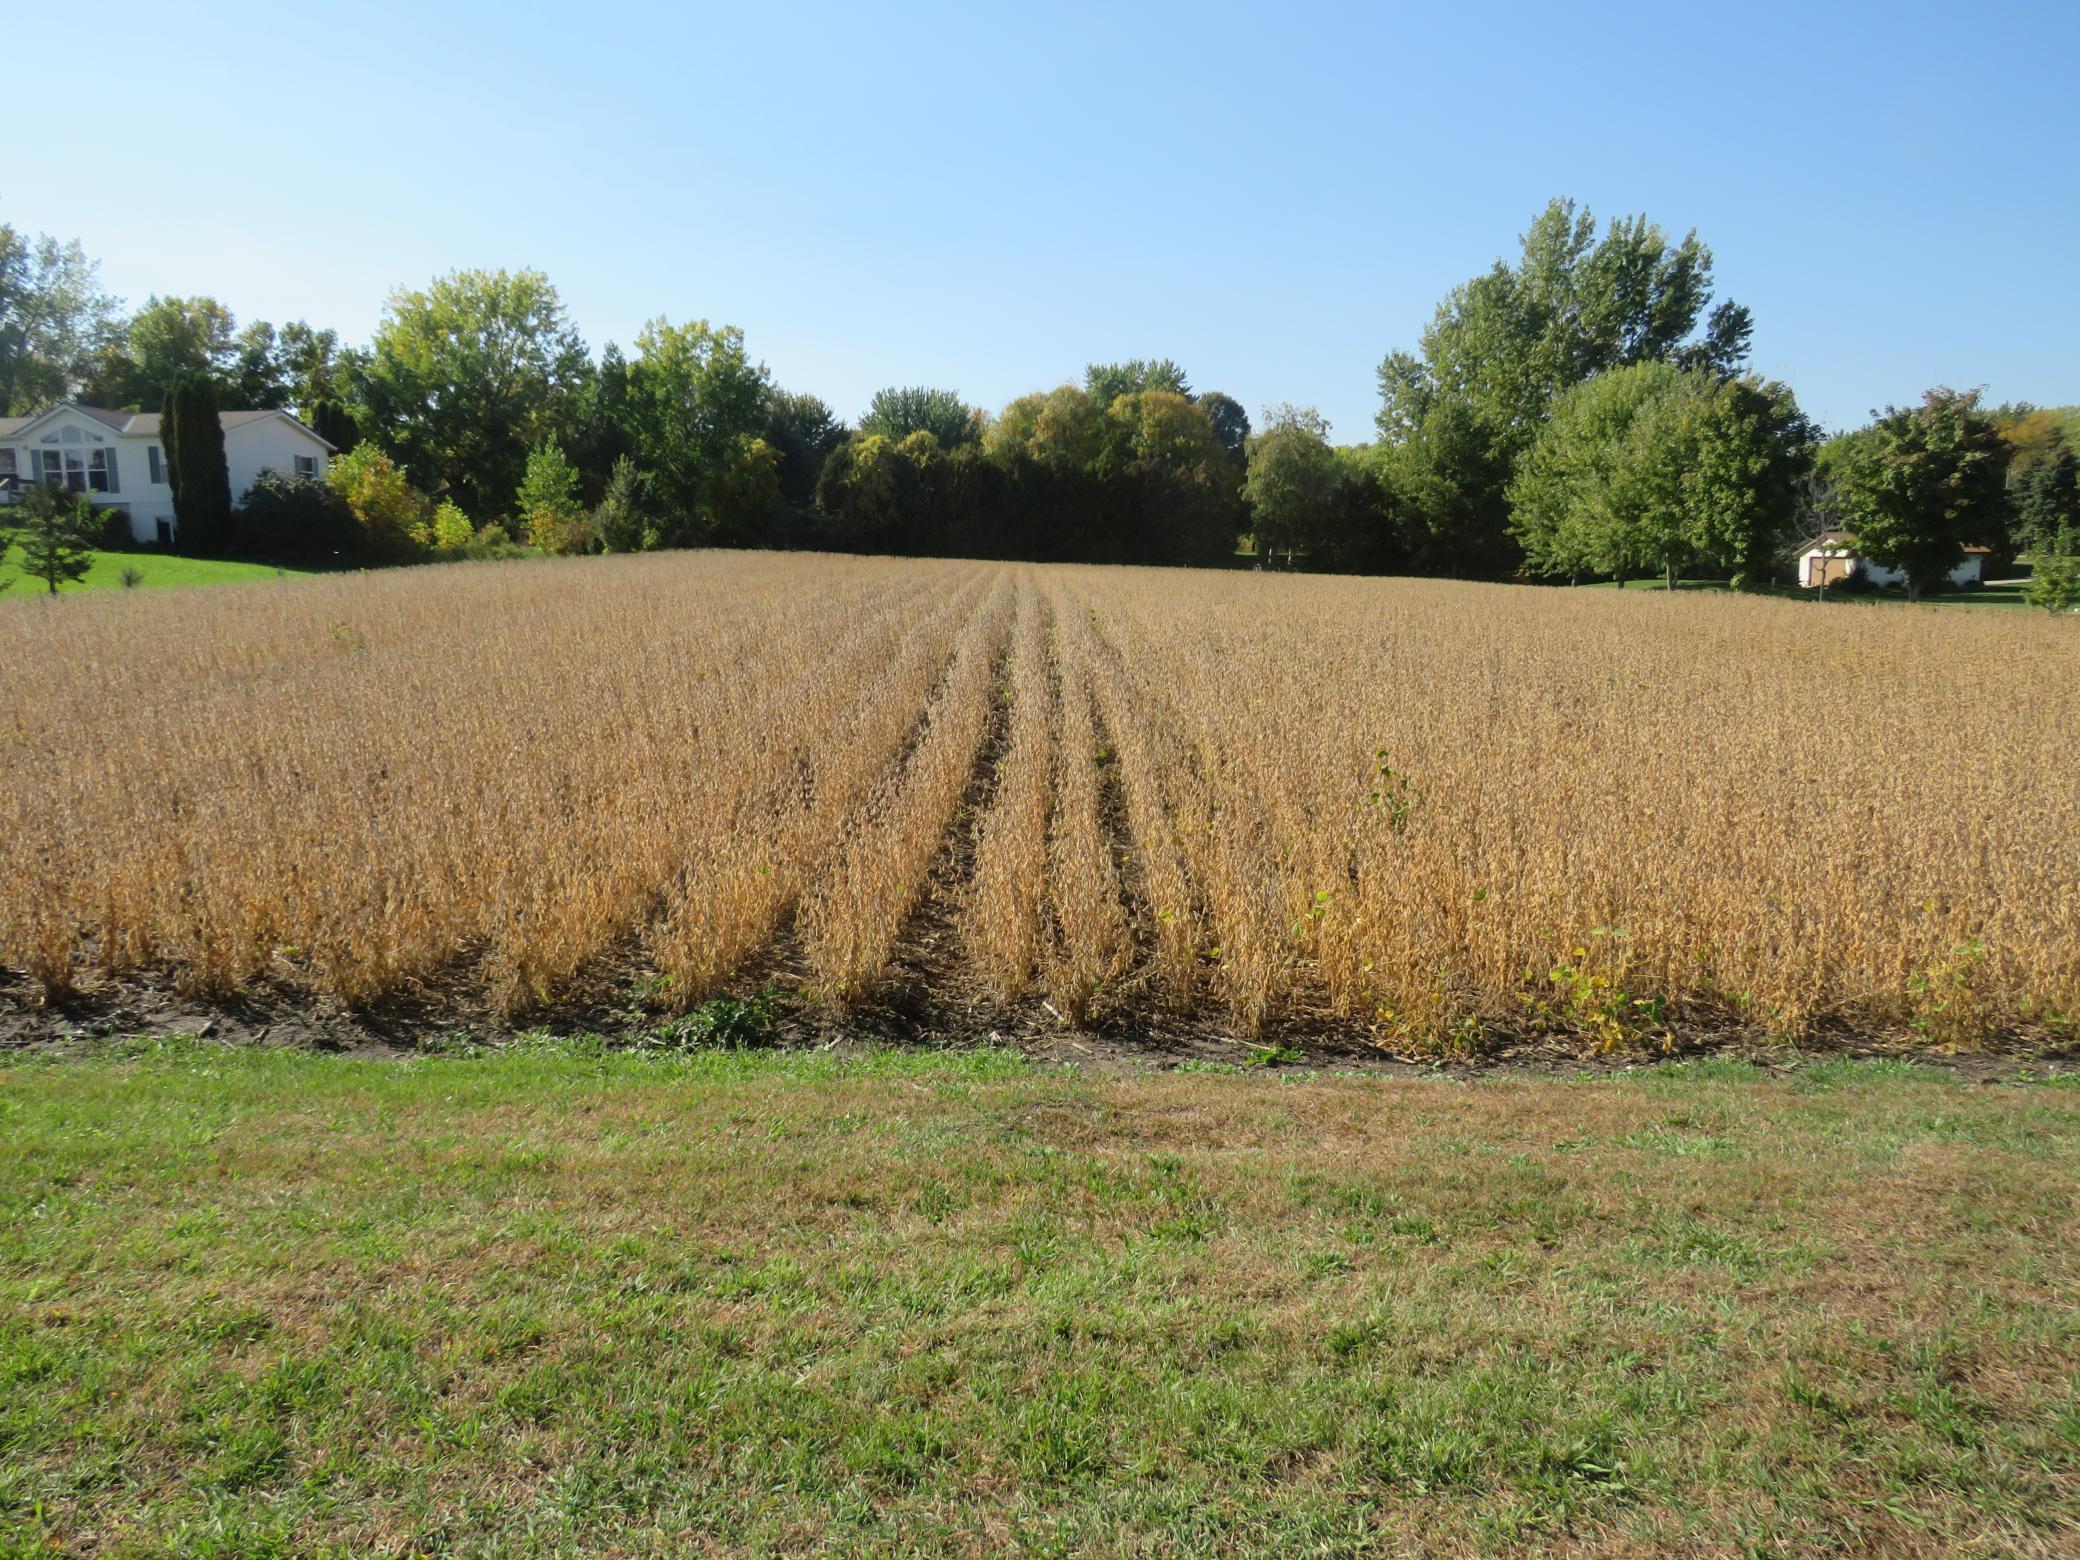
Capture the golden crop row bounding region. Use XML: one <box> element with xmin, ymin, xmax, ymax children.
<box><xmin>4</xmin><ymin>553</ymin><xmax>2074</xmax><ymax>1047</ymax></box>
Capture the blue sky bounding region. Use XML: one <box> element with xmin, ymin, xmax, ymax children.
<box><xmin>10</xmin><ymin>0</ymin><xmax>2075</xmax><ymax>438</ymax></box>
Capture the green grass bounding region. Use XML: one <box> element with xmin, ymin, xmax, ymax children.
<box><xmin>0</xmin><ymin>547</ymin><xmax>318</xmax><ymax>596</ymax></box>
<box><xmin>1583</xmin><ymin>577</ymin><xmax>2034</xmax><ymax>608</ymax></box>
<box><xmin>2</xmin><ymin>1044</ymin><xmax>2076</xmax><ymax>1555</ymax></box>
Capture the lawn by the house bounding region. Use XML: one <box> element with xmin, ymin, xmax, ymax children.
<box><xmin>1</xmin><ymin>1041</ymin><xmax>2074</xmax><ymax>1556</ymax></box>
<box><xmin>0</xmin><ymin>547</ymin><xmax>318</xmax><ymax>596</ymax></box>
<box><xmin>1585</xmin><ymin>577</ymin><xmax>2035</xmax><ymax>608</ymax></box>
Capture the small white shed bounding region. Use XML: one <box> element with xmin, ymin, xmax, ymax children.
<box><xmin>1795</xmin><ymin>533</ymin><xmax>1990</xmax><ymax>589</ymax></box>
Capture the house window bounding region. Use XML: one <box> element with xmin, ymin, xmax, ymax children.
<box><xmin>149</xmin><ymin>446</ymin><xmax>164</xmax><ymax>484</ymax></box>
<box><xmin>0</xmin><ymin>449</ymin><xmax>15</xmax><ymax>478</ymax></box>
<box><xmin>293</xmin><ymin>454</ymin><xmax>318</xmax><ymax>480</ymax></box>
<box><xmin>49</xmin><ymin>450</ymin><xmax>112</xmax><ymax>493</ymax></box>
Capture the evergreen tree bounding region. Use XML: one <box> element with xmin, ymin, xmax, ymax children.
<box><xmin>591</xmin><ymin>455</ymin><xmax>654</xmax><ymax>552</ymax></box>
<box><xmin>162</xmin><ymin>374</ymin><xmax>234</xmax><ymax>554</ymax></box>
<box><xmin>10</xmin><ymin>485</ymin><xmax>100</xmax><ymax>594</ymax></box>
<box><xmin>307</xmin><ymin>396</ymin><xmax>361</xmax><ymax>454</ymax></box>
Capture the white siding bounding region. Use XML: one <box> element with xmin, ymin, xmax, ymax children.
<box><xmin>226</xmin><ymin>416</ymin><xmax>331</xmax><ymax>506</ymax></box>
<box><xmin>0</xmin><ymin>408</ymin><xmax>166</xmax><ymax>543</ymax></box>
<box><xmin>1</xmin><ymin>409</ymin><xmax>329</xmax><ymax>545</ymax></box>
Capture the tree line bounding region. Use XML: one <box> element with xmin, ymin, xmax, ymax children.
<box><xmin>2</xmin><ymin>203</ymin><xmax>2074</xmax><ymax>603</ymax></box>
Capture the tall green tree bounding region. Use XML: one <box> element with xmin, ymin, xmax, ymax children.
<box><xmin>227</xmin><ymin>319</ymin><xmax>343</xmax><ymax>411</ymax></box>
<box><xmin>8</xmin><ymin>485</ymin><xmax>101</xmax><ymax>593</ymax></box>
<box><xmin>0</xmin><ymin>225</ymin><xmax>122</xmax><ymax>415</ymax></box>
<box><xmin>90</xmin><ymin>295</ymin><xmax>238</xmax><ymax>410</ymax></box>
<box><xmin>765</xmin><ymin>389</ymin><xmax>847</xmax><ymax>510</ymax></box>
<box><xmin>1375</xmin><ymin>198</ymin><xmax>1754</xmax><ymax>576</ymax></box>
<box><xmin>860</xmin><ymin>386</ymin><xmax>977</xmax><ymax>447</ymax></box>
<box><xmin>1197</xmin><ymin>391</ymin><xmax>1251</xmax><ymax>466</ymax></box>
<box><xmin>983</xmin><ymin>385</ymin><xmax>1110</xmax><ymax>469</ymax></box>
<box><xmin>1243</xmin><ymin>406</ymin><xmax>1341</xmax><ymax>567</ymax></box>
<box><xmin>1510</xmin><ymin>362</ymin><xmax>1696</xmax><ymax>584</ymax></box>
<box><xmin>1683</xmin><ymin>376</ymin><xmax>1816</xmax><ymax>584</ymax></box>
<box><xmin>356</xmin><ymin>269</ymin><xmax>590</xmax><ymax>519</ymax></box>
<box><xmin>624</xmin><ymin>317</ymin><xmax>773</xmax><ymax>543</ymax></box>
<box><xmin>1084</xmin><ymin>359</ymin><xmax>1190</xmax><ymax>407</ymax></box>
<box><xmin>1511</xmin><ymin>366</ymin><xmax>1815</xmax><ymax>588</ymax></box>
<box><xmin>2011</xmin><ymin>442</ymin><xmax>2079</xmax><ymax>556</ymax></box>
<box><xmin>1826</xmin><ymin>388</ymin><xmax>2009</xmax><ymax>601</ymax></box>
<box><xmin>1103</xmin><ymin>389</ymin><xmax>1244</xmax><ymax>565</ymax></box>
<box><xmin>566</xmin><ymin>340</ymin><xmax>635</xmax><ymax>501</ymax></box>
<box><xmin>160</xmin><ymin>374</ymin><xmax>233</xmax><ymax>554</ymax></box>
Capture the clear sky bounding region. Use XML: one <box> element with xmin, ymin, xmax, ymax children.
<box><xmin>9</xmin><ymin>0</ymin><xmax>2075</xmax><ymax>439</ymax></box>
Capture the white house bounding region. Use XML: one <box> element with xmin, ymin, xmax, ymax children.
<box><xmin>1795</xmin><ymin>531</ymin><xmax>1990</xmax><ymax>590</ymax></box>
<box><xmin>0</xmin><ymin>403</ymin><xmax>334</xmax><ymax>546</ymax></box>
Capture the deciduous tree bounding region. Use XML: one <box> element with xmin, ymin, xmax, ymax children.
<box><xmin>2011</xmin><ymin>442</ymin><xmax>2079</xmax><ymax>556</ymax></box>
<box><xmin>96</xmin><ymin>296</ymin><xmax>238</xmax><ymax>410</ymax></box>
<box><xmin>1376</xmin><ymin>198</ymin><xmax>1754</xmax><ymax>577</ymax></box>
<box><xmin>1827</xmin><ymin>388</ymin><xmax>2009</xmax><ymax>601</ymax></box>
<box><xmin>765</xmin><ymin>389</ymin><xmax>847</xmax><ymax>510</ymax></box>
<box><xmin>624</xmin><ymin>317</ymin><xmax>771</xmax><ymax>543</ymax></box>
<box><xmin>1197</xmin><ymin>391</ymin><xmax>1250</xmax><ymax>466</ymax></box>
<box><xmin>358</xmin><ymin>269</ymin><xmax>590</xmax><ymax>519</ymax></box>
<box><xmin>0</xmin><ymin>225</ymin><xmax>122</xmax><ymax>415</ymax></box>
<box><xmin>860</xmin><ymin>386</ymin><xmax>977</xmax><ymax>447</ymax></box>
<box><xmin>1084</xmin><ymin>359</ymin><xmax>1190</xmax><ymax>407</ymax></box>
<box><xmin>1243</xmin><ymin>406</ymin><xmax>1340</xmax><ymax>567</ymax></box>
<box><xmin>325</xmin><ymin>442</ymin><xmax>425</xmax><ymax>557</ymax></box>
<box><xmin>516</xmin><ymin>440</ymin><xmax>587</xmax><ymax>554</ymax></box>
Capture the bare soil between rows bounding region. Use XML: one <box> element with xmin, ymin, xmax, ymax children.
<box><xmin>3</xmin><ymin>968</ymin><xmax>2074</xmax><ymax>1084</ymax></box>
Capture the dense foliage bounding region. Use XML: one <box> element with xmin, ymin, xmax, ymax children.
<box><xmin>1820</xmin><ymin>389</ymin><xmax>2010</xmax><ymax>601</ymax></box>
<box><xmin>0</xmin><ymin>206</ymin><xmax>2068</xmax><ymax>585</ymax></box>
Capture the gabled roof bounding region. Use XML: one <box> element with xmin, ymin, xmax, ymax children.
<box><xmin>0</xmin><ymin>403</ymin><xmax>332</xmax><ymax>449</ymax></box>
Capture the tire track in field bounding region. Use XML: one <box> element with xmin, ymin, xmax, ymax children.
<box><xmin>797</xmin><ymin>570</ymin><xmax>1017</xmax><ymax>1004</ymax></box>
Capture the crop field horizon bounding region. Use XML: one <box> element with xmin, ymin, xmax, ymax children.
<box><xmin>3</xmin><ymin>550</ymin><xmax>2075</xmax><ymax>1053</ymax></box>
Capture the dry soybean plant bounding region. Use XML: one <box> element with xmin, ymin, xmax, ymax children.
<box><xmin>3</xmin><ymin>552</ymin><xmax>2074</xmax><ymax>1049</ymax></box>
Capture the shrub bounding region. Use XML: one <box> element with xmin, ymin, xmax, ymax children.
<box><xmin>325</xmin><ymin>445</ymin><xmax>428</xmax><ymax>559</ymax></box>
<box><xmin>462</xmin><ymin>523</ymin><xmax>526</xmax><ymax>561</ymax></box>
<box><xmin>430</xmin><ymin>500</ymin><xmax>475</xmax><ymax>553</ymax></box>
<box><xmin>518</xmin><ymin>441</ymin><xmax>588</xmax><ymax>555</ymax></box>
<box><xmin>2025</xmin><ymin>551</ymin><xmax>2080</xmax><ymax>613</ymax></box>
<box><xmin>120</xmin><ymin>566</ymin><xmax>144</xmax><ymax>589</ymax></box>
<box><xmin>95</xmin><ymin>508</ymin><xmax>135</xmax><ymax>550</ymax></box>
<box><xmin>236</xmin><ymin>469</ymin><xmax>364</xmax><ymax>563</ymax></box>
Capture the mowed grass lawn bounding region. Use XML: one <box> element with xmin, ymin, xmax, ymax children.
<box><xmin>2</xmin><ymin>1046</ymin><xmax>2076</xmax><ymax>1556</ymax></box>
<box><xmin>0</xmin><ymin>547</ymin><xmax>316</xmax><ymax>595</ymax></box>
<box><xmin>1584</xmin><ymin>577</ymin><xmax>2037</xmax><ymax>609</ymax></box>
